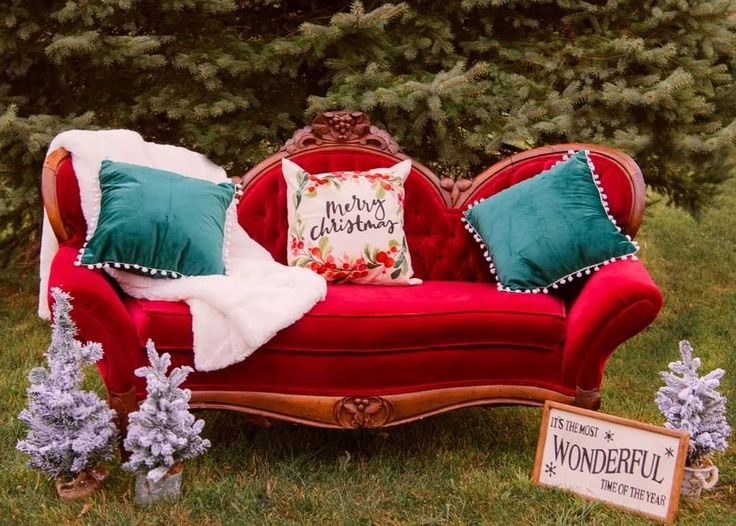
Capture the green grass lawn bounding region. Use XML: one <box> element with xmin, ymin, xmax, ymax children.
<box><xmin>1</xmin><ymin>180</ymin><xmax>734</xmax><ymax>525</ymax></box>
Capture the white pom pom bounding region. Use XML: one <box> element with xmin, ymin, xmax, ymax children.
<box><xmin>86</xmin><ymin>265</ymin><xmax>94</xmax><ymax>270</ymax></box>
<box><xmin>114</xmin><ymin>263</ymin><xmax>121</xmax><ymax>268</ymax></box>
<box><xmin>632</xmin><ymin>255</ymin><xmax>638</xmax><ymax>261</ymax></box>
<box><xmin>514</xmin><ymin>289</ymin><xmax>521</xmax><ymax>294</ymax></box>
<box><xmin>161</xmin><ymin>270</ymin><xmax>168</xmax><ymax>276</ymax></box>
<box><xmin>568</xmin><ymin>149</ymin><xmax>575</xmax><ymax>155</ymax></box>
<box><xmin>562</xmin><ymin>155</ymin><xmax>569</xmax><ymax>160</ymax></box>
<box><xmin>552</xmin><ymin>283</ymin><xmax>559</xmax><ymax>289</ymax></box>
<box><xmin>150</xmin><ymin>269</ymin><xmax>158</xmax><ymax>275</ymax></box>
<box><xmin>95</xmin><ymin>263</ymin><xmax>103</xmax><ymax>269</ymax></box>
<box><xmin>103</xmin><ymin>263</ymin><xmax>110</xmax><ymax>269</ymax></box>
<box><xmin>542</xmin><ymin>288</ymin><xmax>549</xmax><ymax>294</ymax></box>
<box><xmin>585</xmin><ymin>269</ymin><xmax>591</xmax><ymax>275</ymax></box>
<box><xmin>576</xmin><ymin>271</ymin><xmax>582</xmax><ymax>278</ymax></box>
<box><xmin>124</xmin><ymin>264</ymin><xmax>131</xmax><ymax>269</ymax></box>
<box><xmin>73</xmin><ymin>261</ymin><xmax>81</xmax><ymax>267</ymax></box>
<box><xmin>560</xmin><ymin>278</ymin><xmax>566</xmax><ymax>284</ymax></box>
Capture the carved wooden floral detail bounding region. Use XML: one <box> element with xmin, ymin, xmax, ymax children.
<box><xmin>334</xmin><ymin>396</ymin><xmax>394</xmax><ymax>428</ymax></box>
<box><xmin>440</xmin><ymin>177</ymin><xmax>473</xmax><ymax>207</ymax></box>
<box><xmin>283</xmin><ymin>111</ymin><xmax>401</xmax><ymax>154</ymax></box>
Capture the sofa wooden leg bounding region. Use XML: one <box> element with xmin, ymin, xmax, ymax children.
<box><xmin>574</xmin><ymin>386</ymin><xmax>601</xmax><ymax>411</ymax></box>
<box><xmin>108</xmin><ymin>387</ymin><xmax>138</xmax><ymax>455</ymax></box>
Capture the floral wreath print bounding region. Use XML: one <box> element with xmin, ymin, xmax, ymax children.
<box><xmin>293</xmin><ymin>168</ymin><xmax>405</xmax><ymax>207</ymax></box>
<box><xmin>289</xmin><ymin>235</ymin><xmax>410</xmax><ymax>282</ymax></box>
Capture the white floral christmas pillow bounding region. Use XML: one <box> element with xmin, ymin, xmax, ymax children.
<box><xmin>282</xmin><ymin>158</ymin><xmax>420</xmax><ymax>285</ymax></box>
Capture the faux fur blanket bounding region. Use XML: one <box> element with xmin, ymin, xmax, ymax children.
<box><xmin>39</xmin><ymin>130</ymin><xmax>326</xmax><ymax>371</ymax></box>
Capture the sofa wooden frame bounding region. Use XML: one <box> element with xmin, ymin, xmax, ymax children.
<box><xmin>42</xmin><ymin>111</ymin><xmax>646</xmax><ymax>430</ymax></box>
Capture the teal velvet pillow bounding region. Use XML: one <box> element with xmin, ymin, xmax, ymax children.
<box><xmin>76</xmin><ymin>160</ymin><xmax>236</xmax><ymax>278</ymax></box>
<box><xmin>463</xmin><ymin>150</ymin><xmax>638</xmax><ymax>293</ymax></box>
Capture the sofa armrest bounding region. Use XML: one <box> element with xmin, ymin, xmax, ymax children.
<box><xmin>48</xmin><ymin>247</ymin><xmax>139</xmax><ymax>397</ymax></box>
<box><xmin>562</xmin><ymin>259</ymin><xmax>663</xmax><ymax>392</ymax></box>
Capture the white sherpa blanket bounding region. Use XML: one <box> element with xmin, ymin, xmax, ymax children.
<box><xmin>39</xmin><ymin>130</ymin><xmax>327</xmax><ymax>371</ymax></box>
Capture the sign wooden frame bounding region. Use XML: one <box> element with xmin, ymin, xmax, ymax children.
<box><xmin>532</xmin><ymin>401</ymin><xmax>689</xmax><ymax>523</ymax></box>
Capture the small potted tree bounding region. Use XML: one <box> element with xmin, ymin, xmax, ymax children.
<box><xmin>123</xmin><ymin>340</ymin><xmax>210</xmax><ymax>505</ymax></box>
<box><xmin>16</xmin><ymin>288</ymin><xmax>117</xmax><ymax>501</ymax></box>
<box><xmin>656</xmin><ymin>340</ymin><xmax>731</xmax><ymax>498</ymax></box>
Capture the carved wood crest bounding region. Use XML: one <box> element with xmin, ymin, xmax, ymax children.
<box><xmin>334</xmin><ymin>396</ymin><xmax>394</xmax><ymax>428</ymax></box>
<box><xmin>283</xmin><ymin>111</ymin><xmax>401</xmax><ymax>155</ymax></box>
<box><xmin>439</xmin><ymin>178</ymin><xmax>473</xmax><ymax>207</ymax></box>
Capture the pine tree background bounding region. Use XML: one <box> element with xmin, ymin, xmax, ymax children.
<box><xmin>2</xmin><ymin>0</ymin><xmax>736</xmax><ymax>261</ymax></box>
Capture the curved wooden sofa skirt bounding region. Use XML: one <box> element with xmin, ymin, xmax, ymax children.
<box><xmin>43</xmin><ymin>111</ymin><xmax>638</xmax><ymax>431</ymax></box>
<box><xmin>186</xmin><ymin>386</ymin><xmax>604</xmax><ymax>430</ymax></box>
<box><xmin>104</xmin><ymin>385</ymin><xmax>595</xmax><ymax>432</ymax></box>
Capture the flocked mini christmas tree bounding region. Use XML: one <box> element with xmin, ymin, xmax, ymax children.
<box><xmin>123</xmin><ymin>340</ymin><xmax>210</xmax><ymax>483</ymax></box>
<box><xmin>656</xmin><ymin>340</ymin><xmax>731</xmax><ymax>466</ymax></box>
<box><xmin>16</xmin><ymin>288</ymin><xmax>117</xmax><ymax>481</ymax></box>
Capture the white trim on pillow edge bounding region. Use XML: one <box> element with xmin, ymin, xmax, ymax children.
<box><xmin>72</xmin><ymin>174</ymin><xmax>242</xmax><ymax>279</ymax></box>
<box><xmin>460</xmin><ymin>149</ymin><xmax>639</xmax><ymax>294</ymax></box>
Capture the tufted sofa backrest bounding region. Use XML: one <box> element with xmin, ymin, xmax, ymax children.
<box><xmin>238</xmin><ymin>148</ymin><xmax>494</xmax><ymax>282</ymax></box>
<box><xmin>237</xmin><ymin>144</ymin><xmax>644</xmax><ymax>283</ymax></box>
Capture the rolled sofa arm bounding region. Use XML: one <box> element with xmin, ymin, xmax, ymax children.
<box><xmin>562</xmin><ymin>259</ymin><xmax>663</xmax><ymax>393</ymax></box>
<box><xmin>48</xmin><ymin>246</ymin><xmax>139</xmax><ymax>404</ymax></box>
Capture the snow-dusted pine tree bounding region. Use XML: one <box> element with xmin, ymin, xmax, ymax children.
<box><xmin>16</xmin><ymin>288</ymin><xmax>117</xmax><ymax>481</ymax></box>
<box><xmin>123</xmin><ymin>340</ymin><xmax>210</xmax><ymax>482</ymax></box>
<box><xmin>656</xmin><ymin>340</ymin><xmax>731</xmax><ymax>466</ymax></box>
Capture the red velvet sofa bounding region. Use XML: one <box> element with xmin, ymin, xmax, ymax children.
<box><xmin>41</xmin><ymin>111</ymin><xmax>663</xmax><ymax>433</ymax></box>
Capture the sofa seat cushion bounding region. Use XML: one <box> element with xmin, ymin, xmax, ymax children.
<box><xmin>124</xmin><ymin>281</ymin><xmax>566</xmax><ymax>353</ymax></box>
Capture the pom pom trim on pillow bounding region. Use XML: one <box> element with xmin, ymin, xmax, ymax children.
<box><xmin>73</xmin><ymin>161</ymin><xmax>243</xmax><ymax>279</ymax></box>
<box><xmin>461</xmin><ymin>150</ymin><xmax>639</xmax><ymax>294</ymax></box>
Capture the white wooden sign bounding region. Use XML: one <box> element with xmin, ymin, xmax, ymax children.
<box><xmin>532</xmin><ymin>401</ymin><xmax>689</xmax><ymax>523</ymax></box>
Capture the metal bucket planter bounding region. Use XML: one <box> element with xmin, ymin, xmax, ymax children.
<box><xmin>134</xmin><ymin>463</ymin><xmax>183</xmax><ymax>506</ymax></box>
<box><xmin>55</xmin><ymin>466</ymin><xmax>109</xmax><ymax>502</ymax></box>
<box><xmin>681</xmin><ymin>463</ymin><xmax>719</xmax><ymax>499</ymax></box>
